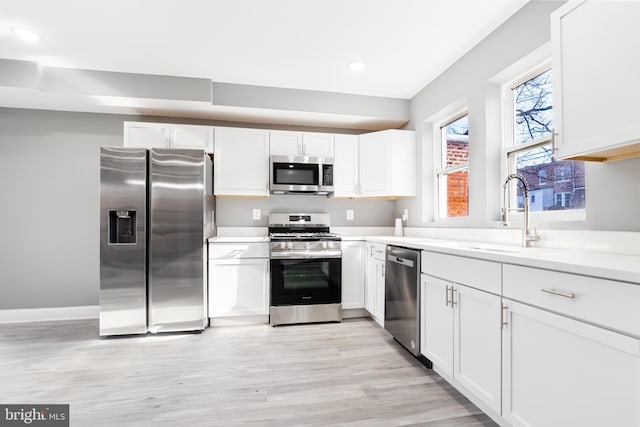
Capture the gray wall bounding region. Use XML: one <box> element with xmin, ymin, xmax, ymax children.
<box><xmin>0</xmin><ymin>107</ymin><xmax>393</xmax><ymax>310</ymax></box>
<box><xmin>216</xmin><ymin>196</ymin><xmax>394</xmax><ymax>227</ymax></box>
<box><xmin>0</xmin><ymin>108</ymin><xmax>122</xmax><ymax>309</ymax></box>
<box><xmin>396</xmin><ymin>0</ymin><xmax>640</xmax><ymax>232</ymax></box>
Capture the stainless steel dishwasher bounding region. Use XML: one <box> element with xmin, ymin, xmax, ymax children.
<box><xmin>384</xmin><ymin>245</ymin><xmax>423</xmax><ymax>358</ymax></box>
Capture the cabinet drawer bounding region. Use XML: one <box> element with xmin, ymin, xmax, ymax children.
<box><xmin>421</xmin><ymin>251</ymin><xmax>501</xmax><ymax>295</ymax></box>
<box><xmin>369</xmin><ymin>243</ymin><xmax>386</xmax><ymax>261</ymax></box>
<box><xmin>503</xmin><ymin>264</ymin><xmax>640</xmax><ymax>337</ymax></box>
<box><xmin>209</xmin><ymin>242</ymin><xmax>269</xmax><ymax>259</ymax></box>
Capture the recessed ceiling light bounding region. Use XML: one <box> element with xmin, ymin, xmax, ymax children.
<box><xmin>349</xmin><ymin>61</ymin><xmax>365</xmax><ymax>73</ymax></box>
<box><xmin>10</xmin><ymin>27</ymin><xmax>40</xmax><ymax>43</ymax></box>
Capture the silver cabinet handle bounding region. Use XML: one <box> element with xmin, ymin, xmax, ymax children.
<box><xmin>541</xmin><ymin>288</ymin><xmax>575</xmax><ymax>299</ymax></box>
<box><xmin>445</xmin><ymin>285</ymin><xmax>451</xmax><ymax>307</ymax></box>
<box><xmin>452</xmin><ymin>288</ymin><xmax>457</xmax><ymax>306</ymax></box>
<box><xmin>501</xmin><ymin>303</ymin><xmax>508</xmax><ymax>329</ymax></box>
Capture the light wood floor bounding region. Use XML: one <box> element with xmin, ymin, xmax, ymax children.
<box><xmin>0</xmin><ymin>318</ymin><xmax>496</xmax><ymax>426</ymax></box>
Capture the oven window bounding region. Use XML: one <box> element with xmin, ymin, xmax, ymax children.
<box><xmin>283</xmin><ymin>260</ymin><xmax>330</xmax><ymax>290</ymax></box>
<box><xmin>271</xmin><ymin>257</ymin><xmax>341</xmax><ymax>306</ymax></box>
<box><xmin>274</xmin><ymin>163</ymin><xmax>318</xmax><ymax>185</ymax></box>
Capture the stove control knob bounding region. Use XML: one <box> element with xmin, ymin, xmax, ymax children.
<box><xmin>305</xmin><ymin>242</ymin><xmax>311</xmax><ymax>249</ymax></box>
<box><xmin>321</xmin><ymin>242</ymin><xmax>328</xmax><ymax>249</ymax></box>
<box><xmin>328</xmin><ymin>242</ymin><xmax>334</xmax><ymax>249</ymax></box>
<box><xmin>280</xmin><ymin>242</ymin><xmax>286</xmax><ymax>249</ymax></box>
<box><xmin>287</xmin><ymin>242</ymin><xmax>293</xmax><ymax>249</ymax></box>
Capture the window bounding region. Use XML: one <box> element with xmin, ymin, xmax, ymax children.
<box><xmin>538</xmin><ymin>170</ymin><xmax>546</xmax><ymax>185</ymax></box>
<box><xmin>504</xmin><ymin>67</ymin><xmax>586</xmax><ymax>213</ymax></box>
<box><xmin>436</xmin><ymin>114</ymin><xmax>469</xmax><ymax>218</ymax></box>
<box><xmin>555</xmin><ymin>192</ymin><xmax>571</xmax><ymax>207</ymax></box>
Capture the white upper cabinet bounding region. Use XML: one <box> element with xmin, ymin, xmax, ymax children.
<box><xmin>269</xmin><ymin>130</ymin><xmax>334</xmax><ymax>158</ymax></box>
<box><xmin>303</xmin><ymin>132</ymin><xmax>334</xmax><ymax>157</ymax></box>
<box><xmin>332</xmin><ymin>134</ymin><xmax>359</xmax><ymax>198</ymax></box>
<box><xmin>214</xmin><ymin>127</ymin><xmax>269</xmax><ymax>197</ymax></box>
<box><xmin>358</xmin><ymin>129</ymin><xmax>415</xmax><ymax>198</ymax></box>
<box><xmin>124</xmin><ymin>122</ymin><xmax>213</xmax><ymax>152</ymax></box>
<box><xmin>552</xmin><ymin>1</ymin><xmax>640</xmax><ymax>161</ymax></box>
<box><xmin>170</xmin><ymin>124</ymin><xmax>214</xmax><ymax>151</ymax></box>
<box><xmin>269</xmin><ymin>130</ymin><xmax>302</xmax><ymax>156</ymax></box>
<box><xmin>124</xmin><ymin>122</ymin><xmax>171</xmax><ymax>149</ymax></box>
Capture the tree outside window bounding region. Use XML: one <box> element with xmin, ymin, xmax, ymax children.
<box><xmin>506</xmin><ymin>68</ymin><xmax>586</xmax><ymax>212</ymax></box>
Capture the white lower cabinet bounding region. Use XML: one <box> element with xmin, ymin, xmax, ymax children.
<box><xmin>208</xmin><ymin>242</ymin><xmax>270</xmax><ymax>318</ymax></box>
<box><xmin>420</xmin><ymin>274</ymin><xmax>502</xmax><ymax>415</ymax></box>
<box><xmin>502</xmin><ymin>299</ymin><xmax>640</xmax><ymax>427</ymax></box>
<box><xmin>341</xmin><ymin>241</ymin><xmax>365</xmax><ymax>309</ymax></box>
<box><xmin>365</xmin><ymin>243</ymin><xmax>385</xmax><ymax>326</ymax></box>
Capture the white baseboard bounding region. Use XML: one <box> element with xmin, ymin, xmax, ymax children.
<box><xmin>342</xmin><ymin>308</ymin><xmax>368</xmax><ymax>319</ymax></box>
<box><xmin>209</xmin><ymin>315</ymin><xmax>269</xmax><ymax>326</ymax></box>
<box><xmin>0</xmin><ymin>305</ymin><xmax>99</xmax><ymax>324</ymax></box>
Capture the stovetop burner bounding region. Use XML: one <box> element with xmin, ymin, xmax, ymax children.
<box><xmin>269</xmin><ymin>231</ymin><xmax>341</xmax><ymax>241</ymax></box>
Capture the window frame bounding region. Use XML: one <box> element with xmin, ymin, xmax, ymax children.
<box><xmin>435</xmin><ymin>111</ymin><xmax>470</xmax><ymax>220</ymax></box>
<box><xmin>501</xmin><ymin>60</ymin><xmax>586</xmax><ymax>223</ymax></box>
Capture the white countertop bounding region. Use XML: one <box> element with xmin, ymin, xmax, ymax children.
<box><xmin>208</xmin><ymin>236</ymin><xmax>270</xmax><ymax>243</ymax></box>
<box><xmin>357</xmin><ymin>236</ymin><xmax>640</xmax><ymax>285</ymax></box>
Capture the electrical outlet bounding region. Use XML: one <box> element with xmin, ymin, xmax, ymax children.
<box><xmin>346</xmin><ymin>209</ymin><xmax>354</xmax><ymax>220</ymax></box>
<box><xmin>252</xmin><ymin>209</ymin><xmax>261</xmax><ymax>220</ymax></box>
<box><xmin>402</xmin><ymin>209</ymin><xmax>409</xmax><ymax>222</ymax></box>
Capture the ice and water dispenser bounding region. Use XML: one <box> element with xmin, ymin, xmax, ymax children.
<box><xmin>108</xmin><ymin>210</ymin><xmax>137</xmax><ymax>244</ymax></box>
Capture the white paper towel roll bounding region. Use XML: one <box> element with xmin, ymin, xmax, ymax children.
<box><xmin>394</xmin><ymin>218</ymin><xmax>403</xmax><ymax>236</ymax></box>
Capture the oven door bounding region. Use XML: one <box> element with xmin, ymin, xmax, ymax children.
<box><xmin>270</xmin><ymin>254</ymin><xmax>341</xmax><ymax>306</ymax></box>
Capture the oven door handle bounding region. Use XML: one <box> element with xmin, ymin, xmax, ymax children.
<box><xmin>270</xmin><ymin>250</ymin><xmax>342</xmax><ymax>259</ymax></box>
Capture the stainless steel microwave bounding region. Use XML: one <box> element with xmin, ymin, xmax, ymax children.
<box><xmin>270</xmin><ymin>156</ymin><xmax>334</xmax><ymax>195</ymax></box>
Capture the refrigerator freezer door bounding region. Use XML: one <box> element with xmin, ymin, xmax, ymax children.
<box><xmin>99</xmin><ymin>147</ymin><xmax>148</xmax><ymax>336</ymax></box>
<box><xmin>149</xmin><ymin>149</ymin><xmax>209</xmax><ymax>332</ymax></box>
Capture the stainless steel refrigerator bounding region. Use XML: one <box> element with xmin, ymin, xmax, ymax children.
<box><xmin>99</xmin><ymin>147</ymin><xmax>215</xmax><ymax>336</ymax></box>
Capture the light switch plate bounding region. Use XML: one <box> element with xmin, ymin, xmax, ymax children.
<box><xmin>346</xmin><ymin>209</ymin><xmax>354</xmax><ymax>220</ymax></box>
<box><xmin>252</xmin><ymin>209</ymin><xmax>261</xmax><ymax>220</ymax></box>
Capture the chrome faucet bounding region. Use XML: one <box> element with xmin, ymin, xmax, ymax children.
<box><xmin>502</xmin><ymin>174</ymin><xmax>540</xmax><ymax>247</ymax></box>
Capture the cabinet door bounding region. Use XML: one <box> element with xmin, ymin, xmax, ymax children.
<box><xmin>124</xmin><ymin>122</ymin><xmax>170</xmax><ymax>149</ymax></box>
<box><xmin>209</xmin><ymin>258</ymin><xmax>269</xmax><ymax>317</ymax></box>
<box><xmin>502</xmin><ymin>300</ymin><xmax>640</xmax><ymax>427</ymax></box>
<box><xmin>341</xmin><ymin>242</ymin><xmax>364</xmax><ymax>309</ymax></box>
<box><xmin>364</xmin><ymin>244</ymin><xmax>376</xmax><ymax>315</ymax></box>
<box><xmin>303</xmin><ymin>132</ymin><xmax>334</xmax><ymax>157</ymax></box>
<box><xmin>420</xmin><ymin>274</ymin><xmax>454</xmax><ymax>377</ymax></box>
<box><xmin>453</xmin><ymin>284</ymin><xmax>501</xmax><ymax>414</ymax></box>
<box><xmin>171</xmin><ymin>125</ymin><xmax>214</xmax><ymax>152</ymax></box>
<box><xmin>333</xmin><ymin>134</ymin><xmax>358</xmax><ymax>197</ymax></box>
<box><xmin>358</xmin><ymin>131</ymin><xmax>389</xmax><ymax>197</ymax></box>
<box><xmin>214</xmin><ymin>127</ymin><xmax>269</xmax><ymax>196</ymax></box>
<box><xmin>374</xmin><ymin>259</ymin><xmax>385</xmax><ymax>327</ymax></box>
<box><xmin>270</xmin><ymin>130</ymin><xmax>302</xmax><ymax>156</ymax></box>
<box><xmin>553</xmin><ymin>1</ymin><xmax>640</xmax><ymax>161</ymax></box>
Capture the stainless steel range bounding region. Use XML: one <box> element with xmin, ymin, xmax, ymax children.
<box><xmin>268</xmin><ymin>213</ymin><xmax>342</xmax><ymax>326</ymax></box>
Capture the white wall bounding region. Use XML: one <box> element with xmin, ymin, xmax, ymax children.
<box><xmin>397</xmin><ymin>0</ymin><xmax>640</xmax><ymax>232</ymax></box>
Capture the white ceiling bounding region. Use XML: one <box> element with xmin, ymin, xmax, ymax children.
<box><xmin>1</xmin><ymin>0</ymin><xmax>529</xmax><ymax>98</ymax></box>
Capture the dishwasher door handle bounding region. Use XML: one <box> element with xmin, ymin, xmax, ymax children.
<box><xmin>387</xmin><ymin>255</ymin><xmax>415</xmax><ymax>268</ymax></box>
